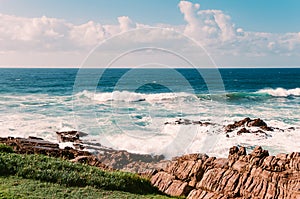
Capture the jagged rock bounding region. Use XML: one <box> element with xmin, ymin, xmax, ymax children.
<box><xmin>225</xmin><ymin>117</ymin><xmax>251</xmax><ymax>132</ymax></box>
<box><xmin>150</xmin><ymin>172</ymin><xmax>193</xmax><ymax>196</ymax></box>
<box><xmin>225</xmin><ymin>117</ymin><xmax>275</xmax><ymax>133</ymax></box>
<box><xmin>237</xmin><ymin>127</ymin><xmax>251</xmax><ymax>135</ymax></box>
<box><xmin>150</xmin><ymin>146</ymin><xmax>300</xmax><ymax>198</ymax></box>
<box><xmin>56</xmin><ymin>130</ymin><xmax>88</xmax><ymax>143</ymax></box>
<box><xmin>247</xmin><ymin>118</ymin><xmax>267</xmax><ymax>127</ymax></box>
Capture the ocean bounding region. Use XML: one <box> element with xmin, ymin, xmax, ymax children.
<box><xmin>0</xmin><ymin>68</ymin><xmax>299</xmax><ymax>158</ymax></box>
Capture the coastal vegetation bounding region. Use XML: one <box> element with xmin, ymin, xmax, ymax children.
<box><xmin>0</xmin><ymin>144</ymin><xmax>172</xmax><ymax>199</ymax></box>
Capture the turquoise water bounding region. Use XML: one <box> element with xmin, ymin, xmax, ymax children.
<box><xmin>0</xmin><ymin>68</ymin><xmax>299</xmax><ymax>157</ymax></box>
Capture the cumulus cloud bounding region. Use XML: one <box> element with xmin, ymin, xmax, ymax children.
<box><xmin>177</xmin><ymin>1</ymin><xmax>300</xmax><ymax>59</ymax></box>
<box><xmin>0</xmin><ymin>1</ymin><xmax>299</xmax><ymax>66</ymax></box>
<box><xmin>0</xmin><ymin>13</ymin><xmax>138</xmax><ymax>51</ymax></box>
<box><xmin>178</xmin><ymin>1</ymin><xmax>236</xmax><ymax>43</ymax></box>
<box><xmin>118</xmin><ymin>16</ymin><xmax>136</xmax><ymax>32</ymax></box>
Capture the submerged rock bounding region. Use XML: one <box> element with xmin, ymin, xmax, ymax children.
<box><xmin>164</xmin><ymin>118</ymin><xmax>213</xmax><ymax>126</ymax></box>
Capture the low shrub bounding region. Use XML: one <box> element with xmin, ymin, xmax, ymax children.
<box><xmin>0</xmin><ymin>144</ymin><xmax>14</xmax><ymax>153</ymax></box>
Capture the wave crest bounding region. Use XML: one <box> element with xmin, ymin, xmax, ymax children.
<box><xmin>257</xmin><ymin>88</ymin><xmax>300</xmax><ymax>97</ymax></box>
<box><xmin>75</xmin><ymin>90</ymin><xmax>197</xmax><ymax>103</ymax></box>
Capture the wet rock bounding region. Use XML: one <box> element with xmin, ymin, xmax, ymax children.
<box><xmin>165</xmin><ymin>118</ymin><xmax>213</xmax><ymax>126</ymax></box>
<box><xmin>247</xmin><ymin>118</ymin><xmax>267</xmax><ymax>127</ymax></box>
<box><xmin>225</xmin><ymin>117</ymin><xmax>251</xmax><ymax>132</ymax></box>
<box><xmin>225</xmin><ymin>117</ymin><xmax>276</xmax><ymax>133</ymax></box>
<box><xmin>56</xmin><ymin>130</ymin><xmax>88</xmax><ymax>143</ymax></box>
<box><xmin>237</xmin><ymin>127</ymin><xmax>251</xmax><ymax>135</ymax></box>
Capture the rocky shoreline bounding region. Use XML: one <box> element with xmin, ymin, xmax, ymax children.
<box><xmin>0</xmin><ymin>118</ymin><xmax>299</xmax><ymax>198</ymax></box>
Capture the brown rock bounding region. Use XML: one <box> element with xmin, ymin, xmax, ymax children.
<box><xmin>150</xmin><ymin>146</ymin><xmax>300</xmax><ymax>199</ymax></box>
<box><xmin>232</xmin><ymin>160</ymin><xmax>248</xmax><ymax>173</ymax></box>
<box><xmin>247</xmin><ymin>118</ymin><xmax>267</xmax><ymax>127</ymax></box>
<box><xmin>165</xmin><ymin>180</ymin><xmax>193</xmax><ymax>196</ymax></box>
<box><xmin>237</xmin><ymin>127</ymin><xmax>251</xmax><ymax>135</ymax></box>
<box><xmin>56</xmin><ymin>130</ymin><xmax>87</xmax><ymax>143</ymax></box>
<box><xmin>151</xmin><ymin>172</ymin><xmax>175</xmax><ymax>193</ymax></box>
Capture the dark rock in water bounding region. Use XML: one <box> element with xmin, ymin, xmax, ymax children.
<box><xmin>192</xmin><ymin>121</ymin><xmax>202</xmax><ymax>125</ymax></box>
<box><xmin>56</xmin><ymin>130</ymin><xmax>88</xmax><ymax>143</ymax></box>
<box><xmin>247</xmin><ymin>118</ymin><xmax>267</xmax><ymax>127</ymax></box>
<box><xmin>260</xmin><ymin>125</ymin><xmax>274</xmax><ymax>131</ymax></box>
<box><xmin>236</xmin><ymin>117</ymin><xmax>251</xmax><ymax>127</ymax></box>
<box><xmin>225</xmin><ymin>117</ymin><xmax>277</xmax><ymax>133</ymax></box>
<box><xmin>237</xmin><ymin>127</ymin><xmax>251</xmax><ymax>135</ymax></box>
<box><xmin>225</xmin><ymin>117</ymin><xmax>251</xmax><ymax>132</ymax></box>
<box><xmin>175</xmin><ymin>118</ymin><xmax>193</xmax><ymax>125</ymax></box>
<box><xmin>150</xmin><ymin>146</ymin><xmax>300</xmax><ymax>198</ymax></box>
<box><xmin>165</xmin><ymin>118</ymin><xmax>213</xmax><ymax>126</ymax></box>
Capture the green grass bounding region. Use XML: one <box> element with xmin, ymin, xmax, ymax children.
<box><xmin>0</xmin><ymin>144</ymin><xmax>174</xmax><ymax>198</ymax></box>
<box><xmin>0</xmin><ymin>176</ymin><xmax>171</xmax><ymax>199</ymax></box>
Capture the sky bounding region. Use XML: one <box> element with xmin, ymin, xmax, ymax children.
<box><xmin>0</xmin><ymin>0</ymin><xmax>299</xmax><ymax>67</ymax></box>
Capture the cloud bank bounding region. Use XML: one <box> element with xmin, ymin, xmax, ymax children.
<box><xmin>0</xmin><ymin>1</ymin><xmax>299</xmax><ymax>67</ymax></box>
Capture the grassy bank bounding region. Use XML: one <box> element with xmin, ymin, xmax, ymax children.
<box><xmin>0</xmin><ymin>144</ymin><xmax>172</xmax><ymax>199</ymax></box>
<box><xmin>0</xmin><ymin>176</ymin><xmax>171</xmax><ymax>199</ymax></box>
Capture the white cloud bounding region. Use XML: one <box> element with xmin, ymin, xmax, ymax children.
<box><xmin>0</xmin><ymin>1</ymin><xmax>299</xmax><ymax>67</ymax></box>
<box><xmin>118</xmin><ymin>16</ymin><xmax>136</xmax><ymax>32</ymax></box>
<box><xmin>177</xmin><ymin>1</ymin><xmax>300</xmax><ymax>59</ymax></box>
<box><xmin>178</xmin><ymin>1</ymin><xmax>236</xmax><ymax>43</ymax></box>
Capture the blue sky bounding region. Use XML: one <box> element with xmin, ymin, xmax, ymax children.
<box><xmin>0</xmin><ymin>0</ymin><xmax>299</xmax><ymax>67</ymax></box>
<box><xmin>1</xmin><ymin>0</ymin><xmax>299</xmax><ymax>33</ymax></box>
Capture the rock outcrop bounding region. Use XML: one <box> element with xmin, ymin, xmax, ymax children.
<box><xmin>0</xmin><ymin>136</ymin><xmax>166</xmax><ymax>176</ymax></box>
<box><xmin>0</xmin><ymin>136</ymin><xmax>110</xmax><ymax>170</ymax></box>
<box><xmin>225</xmin><ymin>117</ymin><xmax>274</xmax><ymax>133</ymax></box>
<box><xmin>1</xmin><ymin>127</ymin><xmax>299</xmax><ymax>199</ymax></box>
<box><xmin>151</xmin><ymin>146</ymin><xmax>300</xmax><ymax>198</ymax></box>
<box><xmin>224</xmin><ymin>118</ymin><xmax>285</xmax><ymax>138</ymax></box>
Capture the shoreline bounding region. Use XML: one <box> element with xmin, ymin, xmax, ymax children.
<box><xmin>0</xmin><ymin>117</ymin><xmax>299</xmax><ymax>198</ymax></box>
<box><xmin>0</xmin><ymin>121</ymin><xmax>299</xmax><ymax>198</ymax></box>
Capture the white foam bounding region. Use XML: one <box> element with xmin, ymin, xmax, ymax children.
<box><xmin>77</xmin><ymin>90</ymin><xmax>197</xmax><ymax>104</ymax></box>
<box><xmin>257</xmin><ymin>87</ymin><xmax>300</xmax><ymax>97</ymax></box>
<box><xmin>1</xmin><ymin>91</ymin><xmax>299</xmax><ymax>158</ymax></box>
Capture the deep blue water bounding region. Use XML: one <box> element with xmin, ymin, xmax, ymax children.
<box><xmin>1</xmin><ymin>68</ymin><xmax>299</xmax><ymax>96</ymax></box>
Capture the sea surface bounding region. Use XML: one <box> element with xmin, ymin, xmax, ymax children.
<box><xmin>0</xmin><ymin>68</ymin><xmax>299</xmax><ymax>158</ymax></box>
